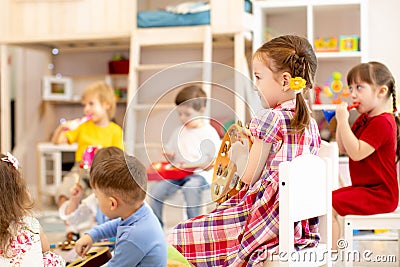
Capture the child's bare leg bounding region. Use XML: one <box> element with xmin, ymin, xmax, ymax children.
<box><xmin>332</xmin><ymin>208</ymin><xmax>341</xmax><ymax>250</ymax></box>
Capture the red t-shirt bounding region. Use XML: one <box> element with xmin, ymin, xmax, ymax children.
<box><xmin>333</xmin><ymin>113</ymin><xmax>399</xmax><ymax>216</ymax></box>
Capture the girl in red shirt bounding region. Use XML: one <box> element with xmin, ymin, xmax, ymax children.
<box><xmin>333</xmin><ymin>61</ymin><xmax>400</xmax><ymax>248</ymax></box>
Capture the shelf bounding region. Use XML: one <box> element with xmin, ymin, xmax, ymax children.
<box><xmin>132</xmin><ymin>104</ymin><xmax>175</xmax><ymax>111</ymax></box>
<box><xmin>312</xmin><ymin>104</ymin><xmax>337</xmax><ymax>111</ymax></box>
<box><xmin>44</xmin><ymin>99</ymin><xmax>128</xmax><ymax>105</ymax></box>
<box><xmin>316</xmin><ymin>51</ymin><xmax>363</xmax><ymax>59</ymax></box>
<box><xmin>253</xmin><ymin>0</ymin><xmax>367</xmax><ymax>63</ymax></box>
<box><xmin>4</xmin><ymin>34</ymin><xmax>131</xmax><ymax>52</ymax></box>
<box><xmin>255</xmin><ymin>0</ymin><xmax>363</xmax><ymax>9</ymax></box>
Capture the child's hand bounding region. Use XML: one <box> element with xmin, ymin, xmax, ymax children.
<box><xmin>74</xmin><ymin>234</ymin><xmax>94</xmax><ymax>257</ymax></box>
<box><xmin>228</xmin><ymin>138</ymin><xmax>250</xmax><ymax>165</ymax></box>
<box><xmin>335</xmin><ymin>102</ymin><xmax>350</xmax><ymax>123</ymax></box>
<box><xmin>69</xmin><ymin>183</ymin><xmax>84</xmax><ymax>203</ymax></box>
<box><xmin>61</xmin><ymin>118</ymin><xmax>81</xmax><ymax>131</ymax></box>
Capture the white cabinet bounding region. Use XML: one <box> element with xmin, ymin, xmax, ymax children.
<box><xmin>37</xmin><ymin>142</ymin><xmax>77</xmax><ymax>206</ymax></box>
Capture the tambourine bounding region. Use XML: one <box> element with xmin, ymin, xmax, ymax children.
<box><xmin>211</xmin><ymin>121</ymin><xmax>252</xmax><ymax>203</ymax></box>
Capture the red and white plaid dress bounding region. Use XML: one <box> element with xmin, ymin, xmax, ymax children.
<box><xmin>168</xmin><ymin>100</ymin><xmax>321</xmax><ymax>266</ymax></box>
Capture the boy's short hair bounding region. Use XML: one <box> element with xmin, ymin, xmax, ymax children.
<box><xmin>90</xmin><ymin>146</ymin><xmax>124</xmax><ymax>174</ymax></box>
<box><xmin>82</xmin><ymin>81</ymin><xmax>116</xmax><ymax>119</ymax></box>
<box><xmin>90</xmin><ymin>153</ymin><xmax>147</xmax><ymax>205</ymax></box>
<box><xmin>175</xmin><ymin>85</ymin><xmax>207</xmax><ymax>111</ymax></box>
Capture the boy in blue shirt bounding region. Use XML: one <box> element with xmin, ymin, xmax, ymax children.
<box><xmin>74</xmin><ymin>153</ymin><xmax>167</xmax><ymax>266</ymax></box>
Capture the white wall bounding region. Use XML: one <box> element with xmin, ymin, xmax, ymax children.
<box><xmin>368</xmin><ymin>0</ymin><xmax>400</xmax><ymax>88</ymax></box>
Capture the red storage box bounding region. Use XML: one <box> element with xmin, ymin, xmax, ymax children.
<box><xmin>108</xmin><ymin>60</ymin><xmax>129</xmax><ymax>74</ymax></box>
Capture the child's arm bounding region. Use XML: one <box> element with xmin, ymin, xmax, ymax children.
<box><xmin>230</xmin><ymin>137</ymin><xmax>271</xmax><ymax>185</ymax></box>
<box><xmin>51</xmin><ymin>124</ymin><xmax>68</xmax><ymax>144</ymax></box>
<box><xmin>65</xmin><ymin>183</ymin><xmax>84</xmax><ymax>215</ymax></box>
<box><xmin>245</xmin><ymin>139</ymin><xmax>271</xmax><ymax>186</ymax></box>
<box><xmin>179</xmin><ymin>138</ymin><xmax>219</xmax><ymax>170</ymax></box>
<box><xmin>59</xmin><ymin>193</ymin><xmax>98</xmax><ymax>227</ymax></box>
<box><xmin>51</xmin><ymin>117</ymin><xmax>85</xmax><ymax>144</ymax></box>
<box><xmin>336</xmin><ymin>103</ymin><xmax>375</xmax><ymax>160</ymax></box>
<box><xmin>106</xmin><ymin>241</ymin><xmax>145</xmax><ymax>266</ymax></box>
<box><xmin>74</xmin><ymin>234</ymin><xmax>94</xmax><ymax>257</ymax></box>
<box><xmin>179</xmin><ymin>155</ymin><xmax>215</xmax><ymax>170</ymax></box>
<box><xmin>39</xmin><ymin>225</ymin><xmax>50</xmax><ymax>253</ymax></box>
<box><xmin>335</xmin><ymin>121</ymin><xmax>345</xmax><ymax>154</ymax></box>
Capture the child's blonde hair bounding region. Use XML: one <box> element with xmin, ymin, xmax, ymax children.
<box><xmin>82</xmin><ymin>81</ymin><xmax>116</xmax><ymax>119</ymax></box>
<box><xmin>253</xmin><ymin>35</ymin><xmax>317</xmax><ymax>133</ymax></box>
<box><xmin>0</xmin><ymin>153</ymin><xmax>33</xmax><ymax>257</ymax></box>
<box><xmin>90</xmin><ymin>153</ymin><xmax>147</xmax><ymax>206</ymax></box>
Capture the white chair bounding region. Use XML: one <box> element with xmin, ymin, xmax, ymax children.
<box><xmin>264</xmin><ymin>153</ymin><xmax>332</xmax><ymax>266</ymax></box>
<box><xmin>323</xmin><ymin>139</ymin><xmax>400</xmax><ymax>266</ymax></box>
<box><xmin>318</xmin><ymin>141</ymin><xmax>339</xmax><ymax>191</ymax></box>
<box><xmin>342</xmin><ymin>175</ymin><xmax>400</xmax><ymax>266</ymax></box>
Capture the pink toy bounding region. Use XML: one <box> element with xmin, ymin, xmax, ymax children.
<box><xmin>80</xmin><ymin>145</ymin><xmax>99</xmax><ymax>169</ymax></box>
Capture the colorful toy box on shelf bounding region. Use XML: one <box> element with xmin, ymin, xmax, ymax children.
<box><xmin>339</xmin><ymin>35</ymin><xmax>360</xmax><ymax>51</ymax></box>
<box><xmin>314</xmin><ymin>37</ymin><xmax>339</xmax><ymax>52</ymax></box>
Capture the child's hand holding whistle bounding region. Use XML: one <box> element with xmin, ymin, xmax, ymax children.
<box><xmin>335</xmin><ymin>102</ymin><xmax>360</xmax><ymax>123</ymax></box>
<box><xmin>60</xmin><ymin>114</ymin><xmax>92</xmax><ymax>131</ymax></box>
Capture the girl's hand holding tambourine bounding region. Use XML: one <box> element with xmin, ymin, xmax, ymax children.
<box><xmin>211</xmin><ymin>122</ymin><xmax>253</xmax><ymax>203</ymax></box>
<box><xmin>228</xmin><ymin>138</ymin><xmax>250</xmax><ymax>177</ymax></box>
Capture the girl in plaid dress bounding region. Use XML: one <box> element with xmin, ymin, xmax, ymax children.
<box><xmin>168</xmin><ymin>35</ymin><xmax>322</xmax><ymax>266</ymax></box>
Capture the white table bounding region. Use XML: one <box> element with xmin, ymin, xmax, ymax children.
<box><xmin>37</xmin><ymin>142</ymin><xmax>77</xmax><ymax>205</ymax></box>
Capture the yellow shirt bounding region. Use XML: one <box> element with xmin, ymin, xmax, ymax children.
<box><xmin>65</xmin><ymin>120</ymin><xmax>123</xmax><ymax>162</ymax></box>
